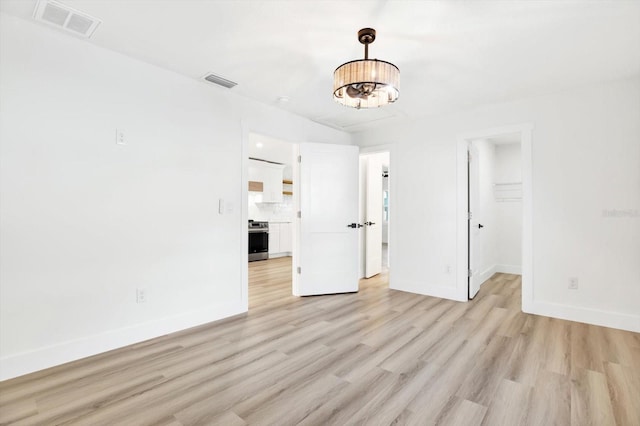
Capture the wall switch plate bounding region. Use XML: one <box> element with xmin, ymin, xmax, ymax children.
<box><xmin>116</xmin><ymin>129</ymin><xmax>126</xmax><ymax>145</ymax></box>
<box><xmin>136</xmin><ymin>288</ymin><xmax>147</xmax><ymax>303</ymax></box>
<box><xmin>568</xmin><ymin>277</ymin><xmax>579</xmax><ymax>290</ymax></box>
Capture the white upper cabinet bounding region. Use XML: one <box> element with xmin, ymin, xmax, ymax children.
<box><xmin>248</xmin><ymin>159</ymin><xmax>285</xmax><ymax>203</ymax></box>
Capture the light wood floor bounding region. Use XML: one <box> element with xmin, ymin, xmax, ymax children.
<box><xmin>1</xmin><ymin>257</ymin><xmax>639</xmax><ymax>425</ymax></box>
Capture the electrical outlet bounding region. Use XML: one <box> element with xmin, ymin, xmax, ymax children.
<box><xmin>136</xmin><ymin>288</ymin><xmax>147</xmax><ymax>303</ymax></box>
<box><xmin>445</xmin><ymin>265</ymin><xmax>452</xmax><ymax>274</ymax></box>
<box><xmin>568</xmin><ymin>277</ymin><xmax>579</xmax><ymax>290</ymax></box>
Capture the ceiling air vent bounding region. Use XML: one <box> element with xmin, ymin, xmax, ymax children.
<box><xmin>33</xmin><ymin>0</ymin><xmax>101</xmax><ymax>38</ymax></box>
<box><xmin>202</xmin><ymin>73</ymin><xmax>238</xmax><ymax>89</ymax></box>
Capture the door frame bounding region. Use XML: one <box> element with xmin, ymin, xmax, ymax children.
<box><xmin>241</xmin><ymin>125</ymin><xmax>299</xmax><ymax>310</ymax></box>
<box><xmin>455</xmin><ymin>124</ymin><xmax>533</xmax><ymax>310</ymax></box>
<box><xmin>359</xmin><ymin>143</ymin><xmax>397</xmax><ymax>288</ymax></box>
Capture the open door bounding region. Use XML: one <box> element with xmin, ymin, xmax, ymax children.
<box><xmin>364</xmin><ymin>154</ymin><xmax>383</xmax><ymax>278</ymax></box>
<box><xmin>295</xmin><ymin>143</ymin><xmax>360</xmax><ymax>296</ymax></box>
<box><xmin>468</xmin><ymin>143</ymin><xmax>482</xmax><ymax>299</ymax></box>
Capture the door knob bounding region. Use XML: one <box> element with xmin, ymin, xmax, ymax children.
<box><xmin>478</xmin><ymin>224</ymin><xmax>484</xmax><ymax>229</ymax></box>
<box><xmin>364</xmin><ymin>221</ymin><xmax>376</xmax><ymax>226</ymax></box>
<box><xmin>347</xmin><ymin>223</ymin><xmax>364</xmax><ymax>228</ymax></box>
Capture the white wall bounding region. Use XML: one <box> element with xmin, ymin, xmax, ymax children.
<box><xmin>0</xmin><ymin>14</ymin><xmax>349</xmax><ymax>380</ymax></box>
<box><xmin>353</xmin><ymin>76</ymin><xmax>640</xmax><ymax>332</ymax></box>
<box><xmin>494</xmin><ymin>143</ymin><xmax>522</xmax><ymax>272</ymax></box>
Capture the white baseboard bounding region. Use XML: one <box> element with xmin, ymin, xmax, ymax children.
<box><xmin>0</xmin><ymin>300</ymin><xmax>246</xmax><ymax>381</ymax></box>
<box><xmin>495</xmin><ymin>264</ymin><xmax>522</xmax><ymax>275</ymax></box>
<box><xmin>528</xmin><ymin>300</ymin><xmax>640</xmax><ymax>333</ymax></box>
<box><xmin>476</xmin><ymin>265</ymin><xmax>497</xmax><ymax>288</ymax></box>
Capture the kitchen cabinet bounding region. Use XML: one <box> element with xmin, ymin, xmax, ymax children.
<box><xmin>279</xmin><ymin>222</ymin><xmax>292</xmax><ymax>253</ymax></box>
<box><xmin>268</xmin><ymin>224</ymin><xmax>280</xmax><ymax>255</ymax></box>
<box><xmin>248</xmin><ymin>159</ymin><xmax>284</xmax><ymax>203</ymax></box>
<box><xmin>268</xmin><ymin>222</ymin><xmax>293</xmax><ymax>257</ymax></box>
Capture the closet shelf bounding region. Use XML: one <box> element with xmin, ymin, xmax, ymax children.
<box><xmin>493</xmin><ymin>182</ymin><xmax>522</xmax><ymax>202</ymax></box>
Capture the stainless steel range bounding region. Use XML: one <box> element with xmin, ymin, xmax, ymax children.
<box><xmin>248</xmin><ymin>220</ymin><xmax>269</xmax><ymax>261</ymax></box>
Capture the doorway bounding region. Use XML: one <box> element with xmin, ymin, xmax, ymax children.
<box><xmin>467</xmin><ymin>134</ymin><xmax>524</xmax><ymax>299</ymax></box>
<box><xmin>245</xmin><ymin>132</ymin><xmax>296</xmax><ymax>307</ymax></box>
<box><xmin>243</xmin><ymin>133</ymin><xmax>363</xmax><ymax>305</ymax></box>
<box><xmin>359</xmin><ymin>150</ymin><xmax>391</xmax><ymax>281</ymax></box>
<box><xmin>456</xmin><ymin>124</ymin><xmax>533</xmax><ymax>308</ymax></box>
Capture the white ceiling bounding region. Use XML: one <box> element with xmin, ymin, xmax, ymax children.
<box><xmin>248</xmin><ymin>133</ymin><xmax>294</xmax><ymax>166</ymax></box>
<box><xmin>2</xmin><ymin>0</ymin><xmax>639</xmax><ymax>132</ymax></box>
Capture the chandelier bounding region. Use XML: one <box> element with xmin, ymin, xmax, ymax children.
<box><xmin>333</xmin><ymin>28</ymin><xmax>400</xmax><ymax>109</ymax></box>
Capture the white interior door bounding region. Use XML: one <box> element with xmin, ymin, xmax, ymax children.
<box><xmin>365</xmin><ymin>155</ymin><xmax>383</xmax><ymax>278</ymax></box>
<box><xmin>468</xmin><ymin>143</ymin><xmax>482</xmax><ymax>299</ymax></box>
<box><xmin>295</xmin><ymin>143</ymin><xmax>360</xmax><ymax>296</ymax></box>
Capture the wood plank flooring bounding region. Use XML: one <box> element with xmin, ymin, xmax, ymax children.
<box><xmin>1</xmin><ymin>257</ymin><xmax>639</xmax><ymax>425</ymax></box>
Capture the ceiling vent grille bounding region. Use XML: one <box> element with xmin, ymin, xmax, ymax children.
<box><xmin>202</xmin><ymin>73</ymin><xmax>238</xmax><ymax>89</ymax></box>
<box><xmin>33</xmin><ymin>0</ymin><xmax>101</xmax><ymax>38</ymax></box>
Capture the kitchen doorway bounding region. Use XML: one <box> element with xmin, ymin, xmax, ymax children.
<box><xmin>242</xmin><ymin>134</ymin><xmax>389</xmax><ymax>307</ymax></box>
<box><xmin>245</xmin><ymin>132</ymin><xmax>296</xmax><ymax>308</ymax></box>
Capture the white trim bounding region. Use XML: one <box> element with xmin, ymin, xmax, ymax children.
<box><xmin>476</xmin><ymin>264</ymin><xmax>522</xmax><ymax>286</ymax></box>
<box><xmin>240</xmin><ymin>122</ymin><xmax>250</xmax><ymax>312</ymax></box>
<box><xmin>530</xmin><ymin>301</ymin><xmax>640</xmax><ymax>333</ymax></box>
<box><xmin>0</xmin><ymin>300</ymin><xmax>246</xmax><ymax>381</ymax></box>
<box><xmin>240</xmin><ymin>126</ymin><xmax>301</xmax><ymax>300</ymax></box>
<box><xmin>292</xmin><ymin>143</ymin><xmax>301</xmax><ymax>296</ymax></box>
<box><xmin>456</xmin><ymin>138</ymin><xmax>470</xmax><ymax>300</ymax></box>
<box><xmin>476</xmin><ymin>265</ymin><xmax>497</xmax><ymax>288</ymax></box>
<box><xmin>495</xmin><ymin>264</ymin><xmax>522</xmax><ymax>275</ymax></box>
<box><xmin>520</xmin><ymin>126</ymin><xmax>534</xmax><ymax>313</ymax></box>
<box><xmin>457</xmin><ymin>123</ymin><xmax>534</xmax><ymax>305</ymax></box>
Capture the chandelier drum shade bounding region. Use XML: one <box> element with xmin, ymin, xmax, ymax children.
<box><xmin>333</xmin><ymin>28</ymin><xmax>399</xmax><ymax>109</ymax></box>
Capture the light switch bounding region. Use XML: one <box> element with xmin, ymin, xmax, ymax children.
<box><xmin>116</xmin><ymin>129</ymin><xmax>126</xmax><ymax>145</ymax></box>
<box><xmin>218</xmin><ymin>199</ymin><xmax>225</xmax><ymax>214</ymax></box>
